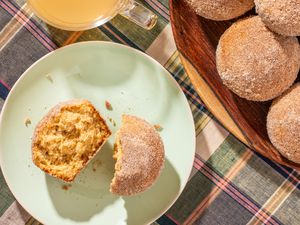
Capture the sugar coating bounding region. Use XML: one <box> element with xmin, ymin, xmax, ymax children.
<box><xmin>110</xmin><ymin>115</ymin><xmax>164</xmax><ymax>196</ymax></box>
<box><xmin>185</xmin><ymin>0</ymin><xmax>254</xmax><ymax>21</ymax></box>
<box><xmin>216</xmin><ymin>16</ymin><xmax>300</xmax><ymax>101</ymax></box>
<box><xmin>32</xmin><ymin>99</ymin><xmax>111</xmax><ymax>182</ymax></box>
<box><xmin>267</xmin><ymin>83</ymin><xmax>300</xmax><ymax>163</ymax></box>
<box><xmin>255</xmin><ymin>0</ymin><xmax>300</xmax><ymax>36</ymax></box>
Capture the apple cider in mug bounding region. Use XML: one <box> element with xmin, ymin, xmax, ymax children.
<box><xmin>28</xmin><ymin>0</ymin><xmax>157</xmax><ymax>30</ymax></box>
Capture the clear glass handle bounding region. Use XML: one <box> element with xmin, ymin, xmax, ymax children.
<box><xmin>120</xmin><ymin>0</ymin><xmax>158</xmax><ymax>30</ymax></box>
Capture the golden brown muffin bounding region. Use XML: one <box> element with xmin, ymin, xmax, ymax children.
<box><xmin>255</xmin><ymin>0</ymin><xmax>300</xmax><ymax>36</ymax></box>
<box><xmin>185</xmin><ymin>0</ymin><xmax>254</xmax><ymax>21</ymax></box>
<box><xmin>110</xmin><ymin>115</ymin><xmax>164</xmax><ymax>196</ymax></box>
<box><xmin>32</xmin><ymin>99</ymin><xmax>111</xmax><ymax>182</ymax></box>
<box><xmin>267</xmin><ymin>83</ymin><xmax>300</xmax><ymax>164</ymax></box>
<box><xmin>216</xmin><ymin>16</ymin><xmax>300</xmax><ymax>101</ymax></box>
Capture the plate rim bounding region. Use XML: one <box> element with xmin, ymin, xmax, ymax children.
<box><xmin>0</xmin><ymin>41</ymin><xmax>196</xmax><ymax>224</ymax></box>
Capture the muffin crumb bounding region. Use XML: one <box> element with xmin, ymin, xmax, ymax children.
<box><xmin>108</xmin><ymin>117</ymin><xmax>116</xmax><ymax>126</ymax></box>
<box><xmin>154</xmin><ymin>124</ymin><xmax>163</xmax><ymax>131</ymax></box>
<box><xmin>24</xmin><ymin>117</ymin><xmax>31</xmax><ymax>127</ymax></box>
<box><xmin>92</xmin><ymin>159</ymin><xmax>102</xmax><ymax>172</ymax></box>
<box><xmin>105</xmin><ymin>100</ymin><xmax>113</xmax><ymax>110</ymax></box>
<box><xmin>45</xmin><ymin>74</ymin><xmax>53</xmax><ymax>83</ymax></box>
<box><xmin>62</xmin><ymin>184</ymin><xmax>71</xmax><ymax>190</ymax></box>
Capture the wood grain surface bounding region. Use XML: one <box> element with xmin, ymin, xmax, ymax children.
<box><xmin>169</xmin><ymin>0</ymin><xmax>300</xmax><ymax>170</ymax></box>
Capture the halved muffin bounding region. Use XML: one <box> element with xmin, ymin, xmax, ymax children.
<box><xmin>110</xmin><ymin>115</ymin><xmax>164</xmax><ymax>195</ymax></box>
<box><xmin>32</xmin><ymin>99</ymin><xmax>111</xmax><ymax>182</ymax></box>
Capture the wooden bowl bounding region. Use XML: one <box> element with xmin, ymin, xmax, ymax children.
<box><xmin>169</xmin><ymin>0</ymin><xmax>300</xmax><ymax>170</ymax></box>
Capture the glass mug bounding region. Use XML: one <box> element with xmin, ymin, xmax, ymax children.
<box><xmin>27</xmin><ymin>0</ymin><xmax>157</xmax><ymax>31</ymax></box>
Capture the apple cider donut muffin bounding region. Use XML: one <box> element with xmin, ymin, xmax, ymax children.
<box><xmin>255</xmin><ymin>0</ymin><xmax>300</xmax><ymax>36</ymax></box>
<box><xmin>32</xmin><ymin>99</ymin><xmax>111</xmax><ymax>182</ymax></box>
<box><xmin>267</xmin><ymin>84</ymin><xmax>300</xmax><ymax>163</ymax></box>
<box><xmin>216</xmin><ymin>16</ymin><xmax>300</xmax><ymax>101</ymax></box>
<box><xmin>185</xmin><ymin>0</ymin><xmax>254</xmax><ymax>21</ymax></box>
<box><xmin>110</xmin><ymin>115</ymin><xmax>164</xmax><ymax>196</ymax></box>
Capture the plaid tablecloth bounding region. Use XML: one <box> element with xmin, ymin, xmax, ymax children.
<box><xmin>0</xmin><ymin>0</ymin><xmax>299</xmax><ymax>224</ymax></box>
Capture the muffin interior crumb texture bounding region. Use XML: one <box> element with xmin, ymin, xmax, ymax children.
<box><xmin>110</xmin><ymin>115</ymin><xmax>164</xmax><ymax>196</ymax></box>
<box><xmin>267</xmin><ymin>84</ymin><xmax>300</xmax><ymax>164</ymax></box>
<box><xmin>32</xmin><ymin>99</ymin><xmax>111</xmax><ymax>182</ymax></box>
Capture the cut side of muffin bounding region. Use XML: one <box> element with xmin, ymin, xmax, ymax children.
<box><xmin>32</xmin><ymin>99</ymin><xmax>111</xmax><ymax>182</ymax></box>
<box><xmin>110</xmin><ymin>115</ymin><xmax>165</xmax><ymax>196</ymax></box>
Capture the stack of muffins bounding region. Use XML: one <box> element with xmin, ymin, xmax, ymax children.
<box><xmin>185</xmin><ymin>0</ymin><xmax>300</xmax><ymax>163</ymax></box>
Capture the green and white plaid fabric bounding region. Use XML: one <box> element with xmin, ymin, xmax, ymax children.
<box><xmin>0</xmin><ymin>0</ymin><xmax>299</xmax><ymax>224</ymax></box>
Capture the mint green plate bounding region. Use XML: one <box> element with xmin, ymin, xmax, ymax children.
<box><xmin>0</xmin><ymin>42</ymin><xmax>195</xmax><ymax>225</ymax></box>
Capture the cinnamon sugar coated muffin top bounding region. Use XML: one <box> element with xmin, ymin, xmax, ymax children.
<box><xmin>255</xmin><ymin>0</ymin><xmax>300</xmax><ymax>36</ymax></box>
<box><xmin>110</xmin><ymin>115</ymin><xmax>164</xmax><ymax>196</ymax></box>
<box><xmin>267</xmin><ymin>84</ymin><xmax>300</xmax><ymax>163</ymax></box>
<box><xmin>185</xmin><ymin>0</ymin><xmax>254</xmax><ymax>21</ymax></box>
<box><xmin>216</xmin><ymin>16</ymin><xmax>300</xmax><ymax>101</ymax></box>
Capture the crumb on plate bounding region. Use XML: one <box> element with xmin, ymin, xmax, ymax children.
<box><xmin>107</xmin><ymin>117</ymin><xmax>116</xmax><ymax>126</ymax></box>
<box><xmin>24</xmin><ymin>117</ymin><xmax>31</xmax><ymax>127</ymax></box>
<box><xmin>154</xmin><ymin>124</ymin><xmax>163</xmax><ymax>131</ymax></box>
<box><xmin>105</xmin><ymin>100</ymin><xmax>113</xmax><ymax>110</ymax></box>
<box><xmin>62</xmin><ymin>184</ymin><xmax>72</xmax><ymax>190</ymax></box>
<box><xmin>92</xmin><ymin>159</ymin><xmax>102</xmax><ymax>172</ymax></box>
<box><xmin>45</xmin><ymin>74</ymin><xmax>53</xmax><ymax>83</ymax></box>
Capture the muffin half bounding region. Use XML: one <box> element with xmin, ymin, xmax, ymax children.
<box><xmin>32</xmin><ymin>99</ymin><xmax>111</xmax><ymax>182</ymax></box>
<box><xmin>110</xmin><ymin>115</ymin><xmax>164</xmax><ymax>196</ymax></box>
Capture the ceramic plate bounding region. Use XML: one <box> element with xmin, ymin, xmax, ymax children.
<box><xmin>0</xmin><ymin>41</ymin><xmax>195</xmax><ymax>225</ymax></box>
